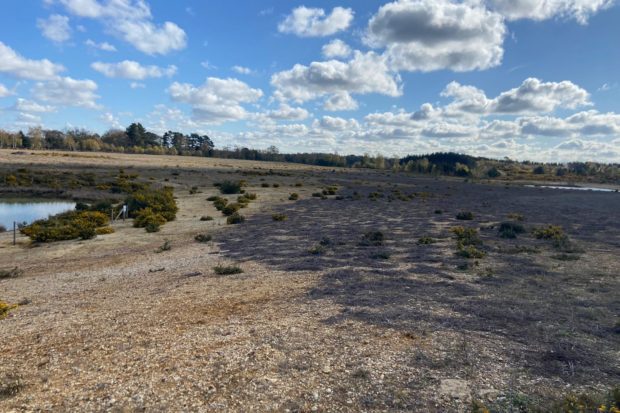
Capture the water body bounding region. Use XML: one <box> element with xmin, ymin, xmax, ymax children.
<box><xmin>0</xmin><ymin>200</ymin><xmax>75</xmax><ymax>229</ymax></box>
<box><xmin>525</xmin><ymin>185</ymin><xmax>617</xmax><ymax>193</ymax></box>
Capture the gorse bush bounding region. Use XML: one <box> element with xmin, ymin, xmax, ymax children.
<box><xmin>195</xmin><ymin>234</ymin><xmax>212</xmax><ymax>243</ymax></box>
<box><xmin>21</xmin><ymin>211</ymin><xmax>111</xmax><ymax>242</ymax></box>
<box><xmin>289</xmin><ymin>193</ymin><xmax>299</xmax><ymax>200</ymax></box>
<box><xmin>214</xmin><ymin>265</ymin><xmax>243</xmax><ymax>275</ymax></box>
<box><xmin>218</xmin><ymin>180</ymin><xmax>243</xmax><ymax>194</ymax></box>
<box><xmin>498</xmin><ymin>221</ymin><xmax>526</xmax><ymax>239</ymax></box>
<box><xmin>222</xmin><ymin>203</ymin><xmax>241</xmax><ymax>216</ymax></box>
<box><xmin>272</xmin><ymin>213</ymin><xmax>287</xmax><ymax>221</ymax></box>
<box><xmin>456</xmin><ymin>211</ymin><xmax>474</xmax><ymax>220</ymax></box>
<box><xmin>0</xmin><ymin>301</ymin><xmax>18</xmax><ymax>320</ymax></box>
<box><xmin>451</xmin><ymin>226</ymin><xmax>482</xmax><ymax>247</ymax></box>
<box><xmin>126</xmin><ymin>186</ymin><xmax>177</xmax><ymax>222</ymax></box>
<box><xmin>533</xmin><ymin>225</ymin><xmax>564</xmax><ymax>240</ymax></box>
<box><xmin>133</xmin><ymin>207</ymin><xmax>166</xmax><ymax>233</ymax></box>
<box><xmin>200</xmin><ymin>215</ymin><xmax>214</xmax><ymax>221</ymax></box>
<box><xmin>212</xmin><ymin>197</ymin><xmax>228</xmax><ymax>211</ymax></box>
<box><xmin>418</xmin><ymin>236</ymin><xmax>436</xmax><ymax>245</ymax></box>
<box><xmin>226</xmin><ymin>213</ymin><xmax>245</xmax><ymax>225</ymax></box>
<box><xmin>359</xmin><ymin>231</ymin><xmax>385</xmax><ymax>246</ymax></box>
<box><xmin>456</xmin><ymin>245</ymin><xmax>486</xmax><ymax>259</ymax></box>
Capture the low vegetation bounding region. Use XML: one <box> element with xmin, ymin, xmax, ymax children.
<box><xmin>194</xmin><ymin>234</ymin><xmax>212</xmax><ymax>243</ymax></box>
<box><xmin>498</xmin><ymin>221</ymin><xmax>526</xmax><ymax>238</ymax></box>
<box><xmin>20</xmin><ymin>211</ymin><xmax>111</xmax><ymax>242</ymax></box>
<box><xmin>0</xmin><ymin>300</ymin><xmax>18</xmax><ymax>320</ymax></box>
<box><xmin>226</xmin><ymin>213</ymin><xmax>245</xmax><ymax>225</ymax></box>
<box><xmin>213</xmin><ymin>265</ymin><xmax>243</xmax><ymax>275</ymax></box>
<box><xmin>359</xmin><ymin>231</ymin><xmax>385</xmax><ymax>247</ymax></box>
<box><xmin>0</xmin><ymin>267</ymin><xmax>22</xmax><ymax>279</ymax></box>
<box><xmin>272</xmin><ymin>213</ymin><xmax>287</xmax><ymax>221</ymax></box>
<box><xmin>456</xmin><ymin>211</ymin><xmax>474</xmax><ymax>220</ymax></box>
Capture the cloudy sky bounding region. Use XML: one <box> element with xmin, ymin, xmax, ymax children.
<box><xmin>1</xmin><ymin>0</ymin><xmax>619</xmax><ymax>161</ymax></box>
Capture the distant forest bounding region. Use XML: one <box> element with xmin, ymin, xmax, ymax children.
<box><xmin>1</xmin><ymin>123</ymin><xmax>618</xmax><ymax>182</ymax></box>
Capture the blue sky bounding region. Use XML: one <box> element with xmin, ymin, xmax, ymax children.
<box><xmin>0</xmin><ymin>0</ymin><xmax>619</xmax><ymax>161</ymax></box>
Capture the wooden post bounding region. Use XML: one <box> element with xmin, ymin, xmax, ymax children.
<box><xmin>13</xmin><ymin>221</ymin><xmax>16</xmax><ymax>246</ymax></box>
<box><xmin>111</xmin><ymin>208</ymin><xmax>114</xmax><ymax>223</ymax></box>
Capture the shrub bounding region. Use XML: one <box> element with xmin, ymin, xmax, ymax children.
<box><xmin>434</xmin><ymin>209</ymin><xmax>443</xmax><ymax>214</ymax></box>
<box><xmin>487</xmin><ymin>167</ymin><xmax>501</xmax><ymax>178</ymax></box>
<box><xmin>156</xmin><ymin>240</ymin><xmax>172</xmax><ymax>253</ymax></box>
<box><xmin>261</xmin><ymin>183</ymin><xmax>269</xmax><ymax>188</ymax></box>
<box><xmin>359</xmin><ymin>231</ymin><xmax>385</xmax><ymax>246</ymax></box>
<box><xmin>200</xmin><ymin>216</ymin><xmax>214</xmax><ymax>221</ymax></box>
<box><xmin>212</xmin><ymin>197</ymin><xmax>228</xmax><ymax>211</ymax></box>
<box><xmin>371</xmin><ymin>251</ymin><xmax>391</xmax><ymax>260</ymax></box>
<box><xmin>189</xmin><ymin>186</ymin><xmax>200</xmax><ymax>194</ymax></box>
<box><xmin>312</xmin><ymin>192</ymin><xmax>322</xmax><ymax>197</ymax></box>
<box><xmin>126</xmin><ymin>186</ymin><xmax>177</xmax><ymax>222</ymax></box>
<box><xmin>0</xmin><ymin>300</ymin><xmax>18</xmax><ymax>320</ymax></box>
<box><xmin>498</xmin><ymin>221</ymin><xmax>526</xmax><ymax>239</ymax></box>
<box><xmin>133</xmin><ymin>208</ymin><xmax>167</xmax><ymax>229</ymax></box>
<box><xmin>294</xmin><ymin>182</ymin><xmax>303</xmax><ymax>187</ymax></box>
<box><xmin>217</xmin><ymin>180</ymin><xmax>243</xmax><ymax>194</ymax></box>
<box><xmin>507</xmin><ymin>213</ymin><xmax>524</xmax><ymax>221</ymax></box>
<box><xmin>272</xmin><ymin>183</ymin><xmax>280</xmax><ymax>188</ymax></box>
<box><xmin>308</xmin><ymin>244</ymin><xmax>327</xmax><ymax>255</ymax></box>
<box><xmin>95</xmin><ymin>226</ymin><xmax>115</xmax><ymax>235</ymax></box>
<box><xmin>226</xmin><ymin>213</ymin><xmax>245</xmax><ymax>225</ymax></box>
<box><xmin>533</xmin><ymin>165</ymin><xmax>545</xmax><ymax>174</ymax></box>
<box><xmin>222</xmin><ymin>203</ymin><xmax>242</xmax><ymax>216</ymax></box>
<box><xmin>324</xmin><ymin>186</ymin><xmax>338</xmax><ymax>195</ymax></box>
<box><xmin>457</xmin><ymin>245</ymin><xmax>486</xmax><ymax>259</ymax></box>
<box><xmin>451</xmin><ymin>226</ymin><xmax>482</xmax><ymax>247</ymax></box>
<box><xmin>20</xmin><ymin>211</ymin><xmax>111</xmax><ymax>242</ymax></box>
<box><xmin>289</xmin><ymin>193</ymin><xmax>299</xmax><ymax>200</ymax></box>
<box><xmin>214</xmin><ymin>265</ymin><xmax>243</xmax><ymax>275</ymax></box>
<box><xmin>418</xmin><ymin>236</ymin><xmax>436</xmax><ymax>245</ymax></box>
<box><xmin>272</xmin><ymin>213</ymin><xmax>287</xmax><ymax>221</ymax></box>
<box><xmin>0</xmin><ymin>267</ymin><xmax>23</xmax><ymax>279</ymax></box>
<box><xmin>145</xmin><ymin>222</ymin><xmax>161</xmax><ymax>233</ymax></box>
<box><xmin>456</xmin><ymin>211</ymin><xmax>474</xmax><ymax>220</ymax></box>
<box><xmin>533</xmin><ymin>225</ymin><xmax>564</xmax><ymax>240</ymax></box>
<box><xmin>206</xmin><ymin>196</ymin><xmax>219</xmax><ymax>201</ymax></box>
<box><xmin>195</xmin><ymin>234</ymin><xmax>212</xmax><ymax>243</ymax></box>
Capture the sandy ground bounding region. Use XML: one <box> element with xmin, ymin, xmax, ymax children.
<box><xmin>0</xmin><ymin>150</ymin><xmax>619</xmax><ymax>412</ymax></box>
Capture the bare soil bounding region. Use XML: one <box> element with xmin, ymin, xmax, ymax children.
<box><xmin>0</xmin><ymin>150</ymin><xmax>618</xmax><ymax>412</ymax></box>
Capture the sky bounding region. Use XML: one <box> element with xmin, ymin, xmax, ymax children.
<box><xmin>0</xmin><ymin>0</ymin><xmax>619</xmax><ymax>162</ymax></box>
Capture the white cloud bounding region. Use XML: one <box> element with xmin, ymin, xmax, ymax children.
<box><xmin>100</xmin><ymin>111</ymin><xmax>122</xmax><ymax>128</ymax></box>
<box><xmin>32</xmin><ymin>76</ymin><xmax>100</xmax><ymax>109</ymax></box>
<box><xmin>324</xmin><ymin>92</ymin><xmax>359</xmax><ymax>111</ymax></box>
<box><xmin>91</xmin><ymin>60</ymin><xmax>177</xmax><ymax>79</ymax></box>
<box><xmin>37</xmin><ymin>14</ymin><xmax>72</xmax><ymax>43</ymax></box>
<box><xmin>16</xmin><ymin>112</ymin><xmax>42</xmax><ymax>126</ymax></box>
<box><xmin>315</xmin><ymin>116</ymin><xmax>360</xmax><ymax>131</ymax></box>
<box><xmin>442</xmin><ymin>78</ymin><xmax>591</xmax><ymax>115</ymax></box>
<box><xmin>0</xmin><ymin>41</ymin><xmax>65</xmax><ymax>80</ymax></box>
<box><xmin>232</xmin><ymin>65</ymin><xmax>253</xmax><ymax>75</ymax></box>
<box><xmin>12</xmin><ymin>98</ymin><xmax>56</xmax><ymax>113</ymax></box>
<box><xmin>322</xmin><ymin>39</ymin><xmax>352</xmax><ymax>59</ymax></box>
<box><xmin>130</xmin><ymin>82</ymin><xmax>145</xmax><ymax>89</ymax></box>
<box><xmin>85</xmin><ymin>39</ymin><xmax>117</xmax><ymax>51</ymax></box>
<box><xmin>271</xmin><ymin>51</ymin><xmax>401</xmax><ymax>104</ymax></box>
<box><xmin>487</xmin><ymin>0</ymin><xmax>614</xmax><ymax>23</ymax></box>
<box><xmin>53</xmin><ymin>0</ymin><xmax>187</xmax><ymax>55</ymax></box>
<box><xmin>266</xmin><ymin>104</ymin><xmax>309</xmax><ymax>120</ymax></box>
<box><xmin>168</xmin><ymin>77</ymin><xmax>263</xmax><ymax>124</ymax></box>
<box><xmin>366</xmin><ymin>0</ymin><xmax>506</xmax><ymax>72</ymax></box>
<box><xmin>278</xmin><ymin>6</ymin><xmax>354</xmax><ymax>37</ymax></box>
<box><xmin>0</xmin><ymin>84</ymin><xmax>11</xmax><ymax>97</ymax></box>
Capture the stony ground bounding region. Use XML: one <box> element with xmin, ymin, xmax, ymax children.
<box><xmin>0</xmin><ymin>150</ymin><xmax>618</xmax><ymax>412</ymax></box>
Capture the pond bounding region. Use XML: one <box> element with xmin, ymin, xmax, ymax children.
<box><xmin>0</xmin><ymin>199</ymin><xmax>76</xmax><ymax>229</ymax></box>
<box><xmin>525</xmin><ymin>185</ymin><xmax>618</xmax><ymax>193</ymax></box>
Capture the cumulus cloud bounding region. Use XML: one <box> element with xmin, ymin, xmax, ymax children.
<box><xmin>266</xmin><ymin>104</ymin><xmax>309</xmax><ymax>121</ymax></box>
<box><xmin>324</xmin><ymin>92</ymin><xmax>359</xmax><ymax>111</ymax></box>
<box><xmin>32</xmin><ymin>76</ymin><xmax>101</xmax><ymax>109</ymax></box>
<box><xmin>85</xmin><ymin>39</ymin><xmax>117</xmax><ymax>51</ymax></box>
<box><xmin>278</xmin><ymin>6</ymin><xmax>354</xmax><ymax>37</ymax></box>
<box><xmin>271</xmin><ymin>51</ymin><xmax>401</xmax><ymax>105</ymax></box>
<box><xmin>52</xmin><ymin>0</ymin><xmax>186</xmax><ymax>55</ymax></box>
<box><xmin>91</xmin><ymin>60</ymin><xmax>177</xmax><ymax>79</ymax></box>
<box><xmin>0</xmin><ymin>41</ymin><xmax>65</xmax><ymax>80</ymax></box>
<box><xmin>322</xmin><ymin>39</ymin><xmax>352</xmax><ymax>59</ymax></box>
<box><xmin>487</xmin><ymin>0</ymin><xmax>614</xmax><ymax>23</ymax></box>
<box><xmin>442</xmin><ymin>78</ymin><xmax>591</xmax><ymax>115</ymax></box>
<box><xmin>366</xmin><ymin>0</ymin><xmax>506</xmax><ymax>72</ymax></box>
<box><xmin>11</xmin><ymin>98</ymin><xmax>56</xmax><ymax>113</ymax></box>
<box><xmin>168</xmin><ymin>77</ymin><xmax>263</xmax><ymax>124</ymax></box>
<box><xmin>37</xmin><ymin>14</ymin><xmax>72</xmax><ymax>43</ymax></box>
<box><xmin>315</xmin><ymin>116</ymin><xmax>360</xmax><ymax>131</ymax></box>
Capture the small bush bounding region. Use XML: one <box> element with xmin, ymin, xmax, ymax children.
<box><xmin>126</xmin><ymin>186</ymin><xmax>177</xmax><ymax>222</ymax></box>
<box><xmin>498</xmin><ymin>221</ymin><xmax>526</xmax><ymax>239</ymax></box>
<box><xmin>308</xmin><ymin>244</ymin><xmax>327</xmax><ymax>255</ymax></box>
<box><xmin>551</xmin><ymin>253</ymin><xmax>580</xmax><ymax>261</ymax></box>
<box><xmin>294</xmin><ymin>182</ymin><xmax>303</xmax><ymax>187</ymax></box>
<box><xmin>507</xmin><ymin>213</ymin><xmax>524</xmax><ymax>221</ymax></box>
<box><xmin>456</xmin><ymin>211</ymin><xmax>474</xmax><ymax>220</ymax></box>
<box><xmin>218</xmin><ymin>181</ymin><xmax>243</xmax><ymax>194</ymax></box>
<box><xmin>134</xmin><ymin>208</ymin><xmax>167</xmax><ymax>230</ymax></box>
<box><xmin>452</xmin><ymin>226</ymin><xmax>482</xmax><ymax>247</ymax></box>
<box><xmin>214</xmin><ymin>265</ymin><xmax>243</xmax><ymax>275</ymax></box>
<box><xmin>189</xmin><ymin>186</ymin><xmax>200</xmax><ymax>194</ymax></box>
<box><xmin>261</xmin><ymin>183</ymin><xmax>269</xmax><ymax>188</ymax></box>
<box><xmin>20</xmin><ymin>211</ymin><xmax>111</xmax><ymax>242</ymax></box>
<box><xmin>206</xmin><ymin>196</ymin><xmax>219</xmax><ymax>201</ymax></box>
<box><xmin>434</xmin><ymin>209</ymin><xmax>443</xmax><ymax>214</ymax></box>
<box><xmin>0</xmin><ymin>267</ymin><xmax>23</xmax><ymax>279</ymax></box>
<box><xmin>195</xmin><ymin>234</ymin><xmax>212</xmax><ymax>243</ymax></box>
<box><xmin>0</xmin><ymin>301</ymin><xmax>18</xmax><ymax>320</ymax></box>
<box><xmin>370</xmin><ymin>251</ymin><xmax>391</xmax><ymax>260</ymax></box>
<box><xmin>272</xmin><ymin>183</ymin><xmax>280</xmax><ymax>188</ymax></box>
<box><xmin>222</xmin><ymin>203</ymin><xmax>242</xmax><ymax>216</ymax></box>
<box><xmin>457</xmin><ymin>245</ymin><xmax>486</xmax><ymax>259</ymax></box>
<box><xmin>200</xmin><ymin>215</ymin><xmax>214</xmax><ymax>221</ymax></box>
<box><xmin>289</xmin><ymin>193</ymin><xmax>299</xmax><ymax>200</ymax></box>
<box><xmin>418</xmin><ymin>236</ymin><xmax>436</xmax><ymax>245</ymax></box>
<box><xmin>226</xmin><ymin>213</ymin><xmax>245</xmax><ymax>225</ymax></box>
<box><xmin>533</xmin><ymin>225</ymin><xmax>564</xmax><ymax>240</ymax></box>
<box><xmin>359</xmin><ymin>231</ymin><xmax>385</xmax><ymax>246</ymax></box>
<box><xmin>95</xmin><ymin>226</ymin><xmax>115</xmax><ymax>235</ymax></box>
<box><xmin>213</xmin><ymin>197</ymin><xmax>228</xmax><ymax>211</ymax></box>
<box><xmin>487</xmin><ymin>167</ymin><xmax>501</xmax><ymax>178</ymax></box>
<box><xmin>272</xmin><ymin>213</ymin><xmax>287</xmax><ymax>221</ymax></box>
<box><xmin>156</xmin><ymin>240</ymin><xmax>171</xmax><ymax>253</ymax></box>
<box><xmin>312</xmin><ymin>192</ymin><xmax>322</xmax><ymax>197</ymax></box>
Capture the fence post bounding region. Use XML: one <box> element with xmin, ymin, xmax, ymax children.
<box><xmin>13</xmin><ymin>221</ymin><xmax>16</xmax><ymax>246</ymax></box>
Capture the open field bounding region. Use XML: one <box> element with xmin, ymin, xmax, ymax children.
<box><xmin>1</xmin><ymin>150</ymin><xmax>619</xmax><ymax>412</ymax></box>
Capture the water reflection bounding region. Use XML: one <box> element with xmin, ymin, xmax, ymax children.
<box><xmin>0</xmin><ymin>200</ymin><xmax>76</xmax><ymax>228</ymax></box>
